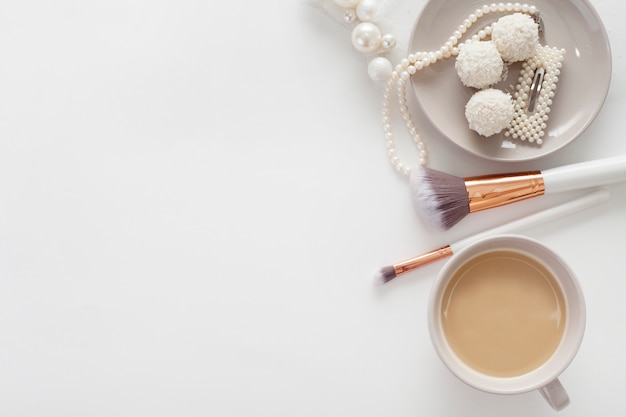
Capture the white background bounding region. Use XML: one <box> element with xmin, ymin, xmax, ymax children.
<box><xmin>0</xmin><ymin>0</ymin><xmax>624</xmax><ymax>416</ymax></box>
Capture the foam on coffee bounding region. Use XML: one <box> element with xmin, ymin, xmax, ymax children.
<box><xmin>441</xmin><ymin>249</ymin><xmax>566</xmax><ymax>378</ymax></box>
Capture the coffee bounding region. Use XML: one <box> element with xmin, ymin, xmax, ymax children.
<box><xmin>441</xmin><ymin>249</ymin><xmax>566</xmax><ymax>378</ymax></box>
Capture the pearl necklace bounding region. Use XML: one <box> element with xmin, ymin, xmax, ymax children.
<box><xmin>382</xmin><ymin>2</ymin><xmax>539</xmax><ymax>176</ymax></box>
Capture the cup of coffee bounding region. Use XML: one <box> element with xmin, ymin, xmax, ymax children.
<box><xmin>427</xmin><ymin>234</ymin><xmax>585</xmax><ymax>410</ymax></box>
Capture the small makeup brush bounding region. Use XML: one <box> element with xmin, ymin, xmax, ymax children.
<box><xmin>377</xmin><ymin>187</ymin><xmax>610</xmax><ymax>284</ymax></box>
<box><xmin>410</xmin><ymin>155</ymin><xmax>626</xmax><ymax>230</ymax></box>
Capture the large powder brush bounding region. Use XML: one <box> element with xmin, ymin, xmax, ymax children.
<box><xmin>377</xmin><ymin>188</ymin><xmax>609</xmax><ymax>284</ymax></box>
<box><xmin>410</xmin><ymin>155</ymin><xmax>626</xmax><ymax>230</ymax></box>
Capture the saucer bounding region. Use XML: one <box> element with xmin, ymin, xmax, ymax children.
<box><xmin>409</xmin><ymin>0</ymin><xmax>612</xmax><ymax>162</ymax></box>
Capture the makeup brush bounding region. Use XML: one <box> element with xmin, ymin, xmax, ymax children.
<box><xmin>410</xmin><ymin>155</ymin><xmax>626</xmax><ymax>230</ymax></box>
<box><xmin>377</xmin><ymin>187</ymin><xmax>610</xmax><ymax>284</ymax></box>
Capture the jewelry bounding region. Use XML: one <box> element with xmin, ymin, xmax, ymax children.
<box><xmin>505</xmin><ymin>44</ymin><xmax>565</xmax><ymax>144</ymax></box>
<box><xmin>313</xmin><ymin>0</ymin><xmax>399</xmax><ymax>81</ymax></box>
<box><xmin>312</xmin><ymin>2</ymin><xmax>561</xmax><ymax>175</ymax></box>
<box><xmin>382</xmin><ymin>3</ymin><xmax>550</xmax><ymax>176</ymax></box>
<box><xmin>351</xmin><ymin>21</ymin><xmax>383</xmax><ymax>54</ymax></box>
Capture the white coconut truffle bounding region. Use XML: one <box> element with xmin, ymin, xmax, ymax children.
<box><xmin>491</xmin><ymin>13</ymin><xmax>539</xmax><ymax>62</ymax></box>
<box><xmin>465</xmin><ymin>89</ymin><xmax>515</xmax><ymax>137</ymax></box>
<box><xmin>455</xmin><ymin>41</ymin><xmax>504</xmax><ymax>89</ymax></box>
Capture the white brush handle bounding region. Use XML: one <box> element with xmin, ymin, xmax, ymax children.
<box><xmin>451</xmin><ymin>188</ymin><xmax>610</xmax><ymax>252</ymax></box>
<box><xmin>542</xmin><ymin>155</ymin><xmax>626</xmax><ymax>193</ymax></box>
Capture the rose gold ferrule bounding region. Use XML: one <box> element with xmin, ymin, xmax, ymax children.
<box><xmin>394</xmin><ymin>245</ymin><xmax>454</xmax><ymax>276</ymax></box>
<box><xmin>464</xmin><ymin>171</ymin><xmax>545</xmax><ymax>213</ymax></box>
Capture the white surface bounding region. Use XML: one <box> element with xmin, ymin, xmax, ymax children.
<box><xmin>0</xmin><ymin>1</ymin><xmax>624</xmax><ymax>416</ymax></box>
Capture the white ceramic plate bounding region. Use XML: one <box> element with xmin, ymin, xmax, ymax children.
<box><xmin>409</xmin><ymin>0</ymin><xmax>612</xmax><ymax>162</ymax></box>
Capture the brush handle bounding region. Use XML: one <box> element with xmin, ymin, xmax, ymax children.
<box><xmin>386</xmin><ymin>188</ymin><xmax>609</xmax><ymax>281</ymax></box>
<box><xmin>542</xmin><ymin>155</ymin><xmax>626</xmax><ymax>193</ymax></box>
<box><xmin>451</xmin><ymin>188</ymin><xmax>610</xmax><ymax>252</ymax></box>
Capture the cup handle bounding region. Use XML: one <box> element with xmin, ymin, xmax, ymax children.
<box><xmin>539</xmin><ymin>378</ymin><xmax>570</xmax><ymax>411</ymax></box>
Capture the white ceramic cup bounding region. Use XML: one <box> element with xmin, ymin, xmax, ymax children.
<box><xmin>427</xmin><ymin>234</ymin><xmax>585</xmax><ymax>411</ymax></box>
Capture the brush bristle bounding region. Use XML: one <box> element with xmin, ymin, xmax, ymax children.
<box><xmin>375</xmin><ymin>266</ymin><xmax>397</xmax><ymax>284</ymax></box>
<box><xmin>410</xmin><ymin>167</ymin><xmax>470</xmax><ymax>231</ymax></box>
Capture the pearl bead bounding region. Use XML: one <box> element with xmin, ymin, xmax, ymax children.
<box><xmin>332</xmin><ymin>0</ymin><xmax>360</xmax><ymax>8</ymax></box>
<box><xmin>343</xmin><ymin>10</ymin><xmax>357</xmax><ymax>24</ymax></box>
<box><xmin>351</xmin><ymin>22</ymin><xmax>382</xmax><ymax>54</ymax></box>
<box><xmin>356</xmin><ymin>0</ymin><xmax>381</xmax><ymax>22</ymax></box>
<box><xmin>368</xmin><ymin>57</ymin><xmax>393</xmax><ymax>81</ymax></box>
<box><xmin>381</xmin><ymin>34</ymin><xmax>397</xmax><ymax>51</ymax></box>
<box><xmin>381</xmin><ymin>67</ymin><xmax>429</xmax><ymax>172</ymax></box>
